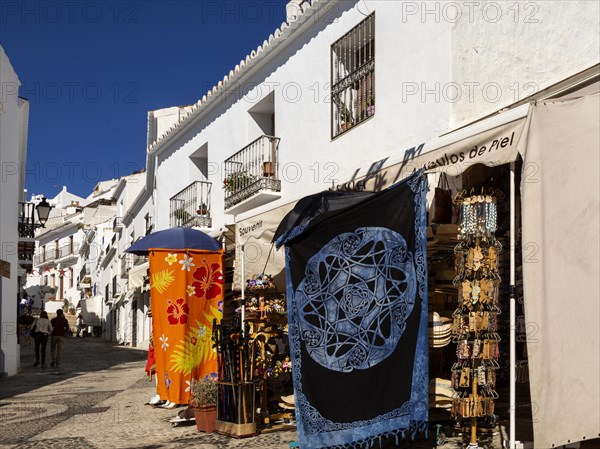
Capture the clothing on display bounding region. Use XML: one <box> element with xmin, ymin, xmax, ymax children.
<box><xmin>149</xmin><ymin>249</ymin><xmax>224</xmax><ymax>405</ymax></box>
<box><xmin>275</xmin><ymin>171</ymin><xmax>429</xmax><ymax>449</ymax></box>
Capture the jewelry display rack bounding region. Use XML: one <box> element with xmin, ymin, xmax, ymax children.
<box><xmin>451</xmin><ymin>191</ymin><xmax>502</xmax><ymax>449</ymax></box>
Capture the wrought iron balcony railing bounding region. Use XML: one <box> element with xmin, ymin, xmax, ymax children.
<box><xmin>169</xmin><ymin>181</ymin><xmax>212</xmax><ymax>228</ymax></box>
<box><xmin>224</xmin><ymin>135</ymin><xmax>281</xmax><ymax>210</ymax></box>
<box><xmin>112</xmin><ymin>216</ymin><xmax>123</xmax><ymax>231</ymax></box>
<box><xmin>34</xmin><ymin>250</ymin><xmax>56</xmax><ymax>266</ymax></box>
<box><xmin>18</xmin><ymin>202</ymin><xmax>36</xmax><ymax>239</ymax></box>
<box><xmin>57</xmin><ymin>242</ymin><xmax>80</xmax><ymax>260</ymax></box>
<box><xmin>120</xmin><ymin>254</ymin><xmax>133</xmax><ymax>278</ymax></box>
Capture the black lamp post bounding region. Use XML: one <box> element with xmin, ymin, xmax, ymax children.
<box><xmin>35</xmin><ymin>197</ymin><xmax>52</xmax><ymax>227</ymax></box>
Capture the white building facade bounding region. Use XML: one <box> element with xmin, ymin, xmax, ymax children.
<box><xmin>142</xmin><ymin>0</ymin><xmax>597</xmax><ymax>279</ymax></box>
<box><xmin>0</xmin><ymin>46</ymin><xmax>30</xmax><ymax>376</ymax></box>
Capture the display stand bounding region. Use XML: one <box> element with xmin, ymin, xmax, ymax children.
<box><xmin>215</xmin><ymin>381</ymin><xmax>257</xmax><ymax>438</ymax></box>
<box><xmin>244</xmin><ymin>282</ymin><xmax>293</xmax><ymax>432</ymax></box>
<box><xmin>451</xmin><ymin>191</ymin><xmax>502</xmax><ymax>448</ymax></box>
<box><xmin>214</xmin><ymin>268</ymin><xmax>293</xmax><ymax>437</ymax></box>
<box><xmin>213</xmin><ymin>315</ymin><xmax>258</xmax><ymax>438</ymax></box>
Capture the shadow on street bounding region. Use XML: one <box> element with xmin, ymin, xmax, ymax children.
<box><xmin>0</xmin><ymin>336</ymin><xmax>146</xmax><ymax>400</ymax></box>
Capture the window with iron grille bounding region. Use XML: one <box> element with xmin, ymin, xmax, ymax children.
<box><xmin>331</xmin><ymin>12</ymin><xmax>375</xmax><ymax>138</ymax></box>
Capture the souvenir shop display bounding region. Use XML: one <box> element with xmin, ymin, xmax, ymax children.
<box><xmin>244</xmin><ymin>274</ymin><xmax>287</xmax><ymax>322</ymax></box>
<box><xmin>274</xmin><ymin>172</ymin><xmax>429</xmax><ymax>449</ymax></box>
<box><xmin>212</xmin><ymin>274</ymin><xmax>293</xmax><ymax>436</ymax></box>
<box><xmin>243</xmin><ymin>274</ymin><xmax>294</xmax><ymax>431</ymax></box>
<box><xmin>451</xmin><ymin>190</ymin><xmax>502</xmax><ymax>449</ymax></box>
<box><xmin>212</xmin><ymin>315</ymin><xmax>258</xmax><ymax>437</ymax></box>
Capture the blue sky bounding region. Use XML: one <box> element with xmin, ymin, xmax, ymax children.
<box><xmin>1</xmin><ymin>1</ymin><xmax>286</xmax><ymax>199</ymax></box>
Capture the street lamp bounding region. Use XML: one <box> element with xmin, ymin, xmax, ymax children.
<box><xmin>35</xmin><ymin>197</ymin><xmax>52</xmax><ymax>227</ymax></box>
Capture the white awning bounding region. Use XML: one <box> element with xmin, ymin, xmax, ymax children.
<box><xmin>519</xmin><ymin>92</ymin><xmax>600</xmax><ymax>448</ymax></box>
<box><xmin>128</xmin><ymin>261</ymin><xmax>149</xmax><ymax>289</ymax></box>
<box><xmin>111</xmin><ymin>293</ymin><xmax>125</xmax><ymax>311</ymax></box>
<box><xmin>234</xmin><ymin>202</ymin><xmax>295</xmax><ymax>291</ymax></box>
<box><xmin>80</xmin><ymin>295</ymin><xmax>103</xmax><ymax>326</ymax></box>
<box><xmin>357</xmin><ymin>105</ymin><xmax>529</xmax><ymax>191</ymax></box>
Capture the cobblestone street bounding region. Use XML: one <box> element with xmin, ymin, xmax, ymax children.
<box><xmin>0</xmin><ymin>337</ymin><xmax>301</xmax><ymax>449</ymax></box>
<box><xmin>0</xmin><ymin>336</ymin><xmax>536</xmax><ymax>449</ymax></box>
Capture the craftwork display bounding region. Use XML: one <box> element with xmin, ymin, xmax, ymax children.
<box><xmin>149</xmin><ymin>249</ymin><xmax>224</xmax><ymax>404</ymax></box>
<box><xmin>212</xmin><ymin>316</ymin><xmax>256</xmax><ymax>430</ymax></box>
<box><xmin>243</xmin><ymin>275</ymin><xmax>293</xmax><ymax>430</ymax></box>
<box><xmin>451</xmin><ymin>192</ymin><xmax>501</xmax><ymax>448</ymax></box>
<box><xmin>274</xmin><ymin>171</ymin><xmax>428</xmax><ymax>449</ymax></box>
<box><xmin>244</xmin><ymin>274</ymin><xmax>287</xmax><ymax>321</ymax></box>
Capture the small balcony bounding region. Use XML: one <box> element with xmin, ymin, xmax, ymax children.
<box><xmin>34</xmin><ymin>249</ymin><xmax>57</xmax><ymax>267</ymax></box>
<box><xmin>112</xmin><ymin>216</ymin><xmax>123</xmax><ymax>231</ymax></box>
<box><xmin>18</xmin><ymin>203</ymin><xmax>36</xmax><ymax>268</ymax></box>
<box><xmin>56</xmin><ymin>242</ymin><xmax>80</xmax><ymax>266</ymax></box>
<box><xmin>18</xmin><ymin>202</ymin><xmax>36</xmax><ymax>239</ymax></box>
<box><xmin>224</xmin><ymin>135</ymin><xmax>281</xmax><ymax>214</ymax></box>
<box><xmin>169</xmin><ymin>181</ymin><xmax>212</xmax><ymax>229</ymax></box>
<box><xmin>120</xmin><ymin>254</ymin><xmax>133</xmax><ymax>278</ymax></box>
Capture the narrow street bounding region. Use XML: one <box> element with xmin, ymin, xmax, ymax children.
<box><xmin>4</xmin><ymin>336</ymin><xmax>597</xmax><ymax>448</ymax></box>
<box><xmin>0</xmin><ymin>337</ymin><xmax>296</xmax><ymax>449</ymax></box>
<box><xmin>0</xmin><ymin>336</ymin><xmax>494</xmax><ymax>449</ymax></box>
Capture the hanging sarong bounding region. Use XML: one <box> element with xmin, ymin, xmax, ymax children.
<box><xmin>149</xmin><ymin>249</ymin><xmax>224</xmax><ymax>404</ymax></box>
<box><xmin>275</xmin><ymin>171</ymin><xmax>428</xmax><ymax>449</ymax></box>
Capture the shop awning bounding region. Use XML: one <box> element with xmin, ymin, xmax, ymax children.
<box><xmin>111</xmin><ymin>293</ymin><xmax>125</xmax><ymax>311</ymax></box>
<box><xmin>128</xmin><ymin>261</ymin><xmax>149</xmax><ymax>289</ymax></box>
<box><xmin>358</xmin><ymin>104</ymin><xmax>529</xmax><ymax>190</ymax></box>
<box><xmin>518</xmin><ymin>92</ymin><xmax>600</xmax><ymax>448</ymax></box>
<box><xmin>80</xmin><ymin>295</ymin><xmax>102</xmax><ymax>326</ymax></box>
<box><xmin>233</xmin><ymin>202</ymin><xmax>295</xmax><ymax>291</ymax></box>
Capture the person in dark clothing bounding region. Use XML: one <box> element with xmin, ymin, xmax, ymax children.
<box><xmin>50</xmin><ymin>309</ymin><xmax>69</xmax><ymax>368</ymax></box>
<box><xmin>32</xmin><ymin>311</ymin><xmax>53</xmax><ymax>368</ymax></box>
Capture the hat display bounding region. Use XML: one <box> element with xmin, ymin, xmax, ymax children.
<box><xmin>429</xmin><ymin>312</ymin><xmax>452</xmax><ymax>348</ymax></box>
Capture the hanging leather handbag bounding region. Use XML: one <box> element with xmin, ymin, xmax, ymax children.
<box><xmin>431</xmin><ymin>173</ymin><xmax>452</xmax><ymax>223</ymax></box>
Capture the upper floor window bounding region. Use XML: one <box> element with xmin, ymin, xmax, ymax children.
<box><xmin>331</xmin><ymin>12</ymin><xmax>375</xmax><ymax>138</ymax></box>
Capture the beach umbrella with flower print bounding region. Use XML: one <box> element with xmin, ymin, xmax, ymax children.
<box><xmin>125</xmin><ymin>227</ymin><xmax>221</xmax><ymax>255</ymax></box>
<box><xmin>126</xmin><ymin>227</ymin><xmax>224</xmax><ymax>406</ymax></box>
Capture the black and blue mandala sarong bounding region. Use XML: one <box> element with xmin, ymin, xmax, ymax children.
<box><xmin>274</xmin><ymin>171</ymin><xmax>428</xmax><ymax>449</ymax></box>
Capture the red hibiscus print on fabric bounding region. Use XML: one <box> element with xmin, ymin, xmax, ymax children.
<box><xmin>166</xmin><ymin>298</ymin><xmax>189</xmax><ymax>325</ymax></box>
<box><xmin>192</xmin><ymin>261</ymin><xmax>224</xmax><ymax>300</ymax></box>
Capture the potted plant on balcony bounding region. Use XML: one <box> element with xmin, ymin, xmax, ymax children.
<box><xmin>263</xmin><ymin>161</ymin><xmax>276</xmax><ymax>177</ymax></box>
<box><xmin>174</xmin><ymin>208</ymin><xmax>191</xmax><ymax>223</ymax></box>
<box><xmin>190</xmin><ymin>376</ymin><xmax>218</xmax><ymax>433</ymax></box>
<box><xmin>340</xmin><ymin>109</ymin><xmax>352</xmax><ymax>131</ymax></box>
<box><xmin>196</xmin><ymin>203</ymin><xmax>209</xmax><ymax>216</ymax></box>
<box><xmin>366</xmin><ymin>95</ymin><xmax>375</xmax><ymax>116</ymax></box>
<box><xmin>223</xmin><ymin>171</ymin><xmax>256</xmax><ymax>193</ymax></box>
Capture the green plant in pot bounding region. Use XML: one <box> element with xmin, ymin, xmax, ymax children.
<box><xmin>196</xmin><ymin>202</ymin><xmax>209</xmax><ymax>216</ymax></box>
<box><xmin>190</xmin><ymin>376</ymin><xmax>218</xmax><ymax>433</ymax></box>
<box><xmin>174</xmin><ymin>208</ymin><xmax>191</xmax><ymax>223</ymax></box>
<box><xmin>223</xmin><ymin>171</ymin><xmax>256</xmax><ymax>193</ymax></box>
<box><xmin>340</xmin><ymin>109</ymin><xmax>352</xmax><ymax>131</ymax></box>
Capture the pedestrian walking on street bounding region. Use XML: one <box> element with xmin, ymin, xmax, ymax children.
<box><xmin>20</xmin><ymin>296</ymin><xmax>28</xmax><ymax>315</ymax></box>
<box><xmin>50</xmin><ymin>309</ymin><xmax>69</xmax><ymax>368</ymax></box>
<box><xmin>76</xmin><ymin>314</ymin><xmax>85</xmax><ymax>338</ymax></box>
<box><xmin>32</xmin><ymin>311</ymin><xmax>53</xmax><ymax>368</ymax></box>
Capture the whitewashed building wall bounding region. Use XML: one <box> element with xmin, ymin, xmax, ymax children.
<box><xmin>0</xmin><ymin>46</ymin><xmax>29</xmax><ymax>376</ymax></box>
<box><xmin>148</xmin><ymin>0</ymin><xmax>598</xmax><ymax>240</ymax></box>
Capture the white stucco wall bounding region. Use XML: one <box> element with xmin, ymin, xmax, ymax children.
<box><xmin>0</xmin><ymin>46</ymin><xmax>28</xmax><ymax>376</ymax></box>
<box><xmin>449</xmin><ymin>0</ymin><xmax>600</xmax><ymax>126</ymax></box>
<box><xmin>126</xmin><ymin>193</ymin><xmax>153</xmax><ymax>347</ymax></box>
<box><xmin>152</xmin><ymin>0</ymin><xmax>453</xmax><ymax>231</ymax></box>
